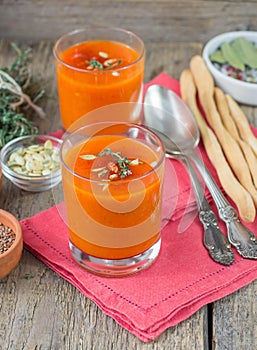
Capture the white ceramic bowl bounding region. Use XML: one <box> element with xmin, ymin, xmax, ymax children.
<box><xmin>0</xmin><ymin>135</ymin><xmax>62</xmax><ymax>192</ymax></box>
<box><xmin>202</xmin><ymin>31</ymin><xmax>257</xmax><ymax>106</ymax></box>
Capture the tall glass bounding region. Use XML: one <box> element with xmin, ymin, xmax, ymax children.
<box><xmin>54</xmin><ymin>26</ymin><xmax>145</xmax><ymax>129</ymax></box>
<box><xmin>60</xmin><ymin>122</ymin><xmax>165</xmax><ymax>276</ymax></box>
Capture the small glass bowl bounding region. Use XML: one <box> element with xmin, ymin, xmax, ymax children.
<box><xmin>0</xmin><ymin>135</ymin><xmax>62</xmax><ymax>192</ymax></box>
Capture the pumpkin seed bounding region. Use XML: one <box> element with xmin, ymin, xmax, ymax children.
<box><xmin>7</xmin><ymin>139</ymin><xmax>60</xmax><ymax>177</ymax></box>
<box><xmin>79</xmin><ymin>154</ymin><xmax>96</xmax><ymax>160</ymax></box>
<box><xmin>130</xmin><ymin>158</ymin><xmax>140</xmax><ymax>166</ymax></box>
<box><xmin>104</xmin><ymin>58</ymin><xmax>118</xmax><ymax>67</ymax></box>
<box><xmin>13</xmin><ymin>154</ymin><xmax>25</xmax><ymax>166</ymax></box>
<box><xmin>99</xmin><ymin>51</ymin><xmax>109</xmax><ymax>58</ymax></box>
<box><xmin>42</xmin><ymin>169</ymin><xmax>51</xmax><ymax>176</ymax></box>
<box><xmin>44</xmin><ymin>140</ymin><xmax>53</xmax><ymax>149</ymax></box>
<box><xmin>27</xmin><ymin>144</ymin><xmax>41</xmax><ymax>151</ymax></box>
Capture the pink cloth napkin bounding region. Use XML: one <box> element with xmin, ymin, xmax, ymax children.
<box><xmin>21</xmin><ymin>73</ymin><xmax>257</xmax><ymax>342</ymax></box>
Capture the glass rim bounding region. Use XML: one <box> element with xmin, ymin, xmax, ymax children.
<box><xmin>60</xmin><ymin>121</ymin><xmax>165</xmax><ymax>184</ymax></box>
<box><xmin>53</xmin><ymin>26</ymin><xmax>145</xmax><ymax>74</ymax></box>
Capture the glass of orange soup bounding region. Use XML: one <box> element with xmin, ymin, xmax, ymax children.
<box><xmin>60</xmin><ymin>122</ymin><xmax>165</xmax><ymax>276</ymax></box>
<box><xmin>54</xmin><ymin>26</ymin><xmax>145</xmax><ymax>130</ymax></box>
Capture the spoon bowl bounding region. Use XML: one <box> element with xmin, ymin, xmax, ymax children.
<box><xmin>144</xmin><ymin>85</ymin><xmax>199</xmax><ymax>153</ymax></box>
<box><xmin>144</xmin><ymin>85</ymin><xmax>257</xmax><ymax>259</ymax></box>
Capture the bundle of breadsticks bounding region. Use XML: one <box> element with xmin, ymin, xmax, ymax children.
<box><xmin>180</xmin><ymin>55</ymin><xmax>257</xmax><ymax>222</ymax></box>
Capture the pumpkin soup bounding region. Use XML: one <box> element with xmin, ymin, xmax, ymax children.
<box><xmin>55</xmin><ymin>38</ymin><xmax>144</xmax><ymax>129</ymax></box>
<box><xmin>62</xmin><ymin>134</ymin><xmax>164</xmax><ymax>260</ymax></box>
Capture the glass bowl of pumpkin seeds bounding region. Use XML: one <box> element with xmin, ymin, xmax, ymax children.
<box><xmin>202</xmin><ymin>31</ymin><xmax>257</xmax><ymax>106</ymax></box>
<box><xmin>0</xmin><ymin>135</ymin><xmax>62</xmax><ymax>192</ymax></box>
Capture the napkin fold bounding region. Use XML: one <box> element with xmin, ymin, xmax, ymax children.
<box><xmin>21</xmin><ymin>73</ymin><xmax>257</xmax><ymax>342</ymax></box>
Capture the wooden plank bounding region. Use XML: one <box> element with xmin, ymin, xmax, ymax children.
<box><xmin>145</xmin><ymin>42</ymin><xmax>203</xmax><ymax>82</ymax></box>
<box><xmin>0</xmin><ymin>39</ymin><xmax>208</xmax><ymax>349</ymax></box>
<box><xmin>0</xmin><ymin>252</ymin><xmax>208</xmax><ymax>349</ymax></box>
<box><xmin>1</xmin><ymin>1</ymin><xmax>257</xmax><ymax>43</ymax></box>
<box><xmin>1</xmin><ymin>36</ymin><xmax>257</xmax><ymax>350</ymax></box>
<box><xmin>212</xmin><ymin>280</ymin><xmax>257</xmax><ymax>349</ymax></box>
<box><xmin>0</xmin><ymin>40</ymin><xmax>204</xmax><ymax>219</ymax></box>
<box><xmin>144</xmin><ymin>41</ymin><xmax>256</xmax><ymax>128</ymax></box>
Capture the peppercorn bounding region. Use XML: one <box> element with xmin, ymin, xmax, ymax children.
<box><xmin>0</xmin><ymin>222</ymin><xmax>16</xmax><ymax>254</ymax></box>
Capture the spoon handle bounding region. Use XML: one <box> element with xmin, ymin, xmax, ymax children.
<box><xmin>189</xmin><ymin>150</ymin><xmax>257</xmax><ymax>259</ymax></box>
<box><xmin>181</xmin><ymin>157</ymin><xmax>234</xmax><ymax>265</ymax></box>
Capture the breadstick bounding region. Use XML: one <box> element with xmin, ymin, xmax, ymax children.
<box><xmin>215</xmin><ymin>87</ymin><xmax>257</xmax><ymax>188</ymax></box>
<box><xmin>189</xmin><ymin>56</ymin><xmax>257</xmax><ymax>207</ymax></box>
<box><xmin>226</xmin><ymin>94</ymin><xmax>257</xmax><ymax>157</ymax></box>
<box><xmin>189</xmin><ymin>56</ymin><xmax>215</xmax><ymax>121</ymax></box>
<box><xmin>214</xmin><ymin>87</ymin><xmax>238</xmax><ymax>139</ymax></box>
<box><xmin>180</xmin><ymin>69</ymin><xmax>255</xmax><ymax>222</ymax></box>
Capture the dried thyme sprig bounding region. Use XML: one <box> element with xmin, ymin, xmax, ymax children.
<box><xmin>0</xmin><ymin>43</ymin><xmax>45</xmax><ymax>148</ymax></box>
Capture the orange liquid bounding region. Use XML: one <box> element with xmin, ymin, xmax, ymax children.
<box><xmin>56</xmin><ymin>40</ymin><xmax>144</xmax><ymax>129</ymax></box>
<box><xmin>62</xmin><ymin>135</ymin><xmax>163</xmax><ymax>259</ymax></box>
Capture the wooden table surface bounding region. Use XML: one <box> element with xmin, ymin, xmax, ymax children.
<box><xmin>1</xmin><ymin>2</ymin><xmax>257</xmax><ymax>348</ymax></box>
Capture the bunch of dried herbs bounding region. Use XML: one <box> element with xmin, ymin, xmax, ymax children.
<box><xmin>0</xmin><ymin>43</ymin><xmax>46</xmax><ymax>149</ymax></box>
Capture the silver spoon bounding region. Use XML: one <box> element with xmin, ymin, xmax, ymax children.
<box><xmin>144</xmin><ymin>85</ymin><xmax>257</xmax><ymax>259</ymax></box>
<box><xmin>147</xmin><ymin>125</ymin><xmax>234</xmax><ymax>265</ymax></box>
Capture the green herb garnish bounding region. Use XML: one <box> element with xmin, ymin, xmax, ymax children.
<box><xmin>0</xmin><ymin>43</ymin><xmax>45</xmax><ymax>148</ymax></box>
<box><xmin>80</xmin><ymin>147</ymin><xmax>142</xmax><ymax>180</ymax></box>
<box><xmin>89</xmin><ymin>59</ymin><xmax>103</xmax><ymax>70</ymax></box>
<box><xmin>98</xmin><ymin>148</ymin><xmax>133</xmax><ymax>179</ymax></box>
<box><xmin>86</xmin><ymin>52</ymin><xmax>122</xmax><ymax>72</ymax></box>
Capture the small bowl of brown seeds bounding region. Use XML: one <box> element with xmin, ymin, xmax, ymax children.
<box><xmin>0</xmin><ymin>135</ymin><xmax>62</xmax><ymax>192</ymax></box>
<box><xmin>0</xmin><ymin>209</ymin><xmax>23</xmax><ymax>279</ymax></box>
